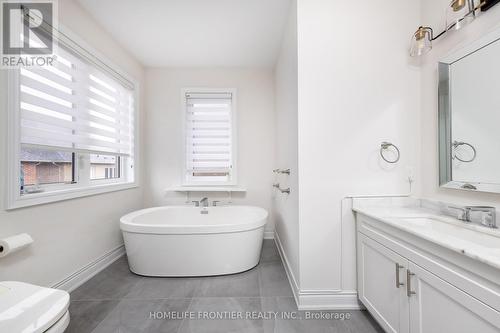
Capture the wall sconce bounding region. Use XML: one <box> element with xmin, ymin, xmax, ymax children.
<box><xmin>409</xmin><ymin>0</ymin><xmax>497</xmax><ymax>57</ymax></box>
<box><xmin>410</xmin><ymin>27</ymin><xmax>434</xmax><ymax>57</ymax></box>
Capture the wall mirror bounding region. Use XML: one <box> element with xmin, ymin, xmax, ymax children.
<box><xmin>439</xmin><ymin>28</ymin><xmax>500</xmax><ymax>193</ymax></box>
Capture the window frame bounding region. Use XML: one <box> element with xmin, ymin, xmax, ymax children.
<box><xmin>181</xmin><ymin>88</ymin><xmax>238</xmax><ymax>187</ymax></box>
<box><xmin>6</xmin><ymin>25</ymin><xmax>140</xmax><ymax>210</ymax></box>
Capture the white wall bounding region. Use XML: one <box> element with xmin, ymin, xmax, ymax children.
<box><xmin>296</xmin><ymin>0</ymin><xmax>421</xmax><ymax>297</ymax></box>
<box><xmin>420</xmin><ymin>1</ymin><xmax>500</xmax><ymax>204</ymax></box>
<box><xmin>0</xmin><ymin>0</ymin><xmax>145</xmax><ymax>287</ymax></box>
<box><xmin>144</xmin><ymin>68</ymin><xmax>276</xmax><ymax>234</ymax></box>
<box><xmin>274</xmin><ymin>0</ymin><xmax>300</xmax><ymax>285</ymax></box>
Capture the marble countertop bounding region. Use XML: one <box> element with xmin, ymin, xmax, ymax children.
<box><xmin>352</xmin><ymin>199</ymin><xmax>500</xmax><ymax>271</ymax></box>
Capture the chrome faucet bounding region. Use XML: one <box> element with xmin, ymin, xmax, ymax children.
<box><xmin>200</xmin><ymin>197</ymin><xmax>209</xmax><ymax>208</ymax></box>
<box><xmin>449</xmin><ymin>206</ymin><xmax>497</xmax><ymax>228</ymax></box>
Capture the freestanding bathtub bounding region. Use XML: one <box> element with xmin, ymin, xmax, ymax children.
<box><xmin>120</xmin><ymin>205</ymin><xmax>268</xmax><ymax>277</ymax></box>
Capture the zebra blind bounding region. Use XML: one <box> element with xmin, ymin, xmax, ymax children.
<box><xmin>185</xmin><ymin>92</ymin><xmax>234</xmax><ymax>184</ymax></box>
<box><xmin>19</xmin><ymin>44</ymin><xmax>134</xmax><ymax>156</ymax></box>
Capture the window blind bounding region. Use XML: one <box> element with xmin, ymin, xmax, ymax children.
<box><xmin>19</xmin><ymin>44</ymin><xmax>134</xmax><ymax>156</ymax></box>
<box><xmin>185</xmin><ymin>92</ymin><xmax>233</xmax><ymax>183</ymax></box>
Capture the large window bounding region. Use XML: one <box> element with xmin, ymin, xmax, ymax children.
<box><xmin>8</xmin><ymin>30</ymin><xmax>137</xmax><ymax>209</ymax></box>
<box><xmin>183</xmin><ymin>90</ymin><xmax>237</xmax><ymax>185</ymax></box>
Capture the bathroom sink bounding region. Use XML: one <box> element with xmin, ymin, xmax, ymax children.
<box><xmin>398</xmin><ymin>217</ymin><xmax>500</xmax><ymax>251</ymax></box>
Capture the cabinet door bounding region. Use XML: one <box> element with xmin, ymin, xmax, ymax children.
<box><xmin>358</xmin><ymin>233</ymin><xmax>409</xmax><ymax>333</ymax></box>
<box><xmin>408</xmin><ymin>262</ymin><xmax>500</xmax><ymax>333</ymax></box>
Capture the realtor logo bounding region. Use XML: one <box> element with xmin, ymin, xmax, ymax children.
<box><xmin>1</xmin><ymin>0</ymin><xmax>57</xmax><ymax>67</ymax></box>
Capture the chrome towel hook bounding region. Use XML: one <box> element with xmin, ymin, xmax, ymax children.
<box><xmin>273</xmin><ymin>168</ymin><xmax>291</xmax><ymax>175</ymax></box>
<box><xmin>380</xmin><ymin>142</ymin><xmax>400</xmax><ymax>164</ymax></box>
<box><xmin>273</xmin><ymin>183</ymin><xmax>291</xmax><ymax>194</ymax></box>
<box><xmin>452</xmin><ymin>140</ymin><xmax>477</xmax><ymax>163</ymax></box>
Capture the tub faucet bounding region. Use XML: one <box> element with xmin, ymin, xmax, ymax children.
<box><xmin>200</xmin><ymin>197</ymin><xmax>209</xmax><ymax>208</ymax></box>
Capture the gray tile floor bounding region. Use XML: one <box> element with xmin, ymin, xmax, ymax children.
<box><xmin>67</xmin><ymin>240</ymin><xmax>384</xmax><ymax>333</ymax></box>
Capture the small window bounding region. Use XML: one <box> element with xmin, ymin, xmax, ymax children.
<box><xmin>183</xmin><ymin>90</ymin><xmax>237</xmax><ymax>185</ymax></box>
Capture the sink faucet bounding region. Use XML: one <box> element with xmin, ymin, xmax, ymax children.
<box><xmin>449</xmin><ymin>206</ymin><xmax>497</xmax><ymax>228</ymax></box>
<box><xmin>200</xmin><ymin>197</ymin><xmax>209</xmax><ymax>208</ymax></box>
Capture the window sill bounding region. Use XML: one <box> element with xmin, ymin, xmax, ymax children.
<box><xmin>7</xmin><ymin>181</ymin><xmax>139</xmax><ymax>210</ymax></box>
<box><xmin>166</xmin><ymin>185</ymin><xmax>247</xmax><ymax>193</ymax></box>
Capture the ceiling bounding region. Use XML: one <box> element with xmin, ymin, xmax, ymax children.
<box><xmin>77</xmin><ymin>0</ymin><xmax>292</xmax><ymax>68</ymax></box>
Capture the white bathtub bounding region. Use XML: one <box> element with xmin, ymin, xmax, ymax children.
<box><xmin>120</xmin><ymin>205</ymin><xmax>268</xmax><ymax>277</ymax></box>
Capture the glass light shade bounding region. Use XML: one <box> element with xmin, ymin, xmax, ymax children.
<box><xmin>446</xmin><ymin>0</ymin><xmax>475</xmax><ymax>31</ymax></box>
<box><xmin>410</xmin><ymin>28</ymin><xmax>432</xmax><ymax>57</ymax></box>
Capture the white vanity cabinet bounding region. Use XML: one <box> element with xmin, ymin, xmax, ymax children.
<box><xmin>407</xmin><ymin>261</ymin><xmax>500</xmax><ymax>333</ymax></box>
<box><xmin>356</xmin><ymin>214</ymin><xmax>500</xmax><ymax>333</ymax></box>
<box><xmin>358</xmin><ymin>233</ymin><xmax>409</xmax><ymax>333</ymax></box>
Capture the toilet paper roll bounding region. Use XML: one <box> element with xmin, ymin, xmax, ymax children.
<box><xmin>0</xmin><ymin>233</ymin><xmax>34</xmax><ymax>258</ymax></box>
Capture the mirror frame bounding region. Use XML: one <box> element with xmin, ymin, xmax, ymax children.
<box><xmin>438</xmin><ymin>27</ymin><xmax>500</xmax><ymax>194</ymax></box>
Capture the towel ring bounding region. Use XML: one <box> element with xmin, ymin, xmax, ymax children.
<box><xmin>380</xmin><ymin>142</ymin><xmax>400</xmax><ymax>164</ymax></box>
<box><xmin>452</xmin><ymin>141</ymin><xmax>476</xmax><ymax>163</ymax></box>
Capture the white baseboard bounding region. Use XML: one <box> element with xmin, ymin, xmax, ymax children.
<box><xmin>264</xmin><ymin>231</ymin><xmax>275</xmax><ymax>239</ymax></box>
<box><xmin>274</xmin><ymin>231</ymin><xmax>361</xmax><ymax>310</ymax></box>
<box><xmin>51</xmin><ymin>245</ymin><xmax>125</xmax><ymax>292</ymax></box>
<box><xmin>274</xmin><ymin>231</ymin><xmax>301</xmax><ymax>306</ymax></box>
<box><xmin>298</xmin><ymin>291</ymin><xmax>361</xmax><ymax>310</ymax></box>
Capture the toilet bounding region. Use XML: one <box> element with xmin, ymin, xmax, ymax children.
<box><xmin>0</xmin><ymin>281</ymin><xmax>70</xmax><ymax>333</ymax></box>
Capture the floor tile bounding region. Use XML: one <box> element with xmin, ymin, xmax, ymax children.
<box><xmin>260</xmin><ymin>239</ymin><xmax>280</xmax><ymax>263</ymax></box>
<box><xmin>259</xmin><ymin>261</ymin><xmax>293</xmax><ymax>297</ymax></box>
<box><xmin>125</xmin><ymin>276</ymin><xmax>202</xmax><ymax>299</ymax></box>
<box><xmin>90</xmin><ymin>298</ymin><xmax>191</xmax><ymax>333</ymax></box>
<box><xmin>178</xmin><ymin>297</ymin><xmax>264</xmax><ymax>333</ymax></box>
<box><xmin>196</xmin><ymin>266</ymin><xmax>261</xmax><ymax>297</ymax></box>
<box><xmin>71</xmin><ymin>257</ymin><xmax>142</xmax><ymax>301</ymax></box>
<box><xmin>335</xmin><ymin>310</ymin><xmax>385</xmax><ymax>333</ymax></box>
<box><xmin>65</xmin><ymin>241</ymin><xmax>383</xmax><ymax>333</ymax></box>
<box><xmin>262</xmin><ymin>297</ymin><xmax>383</xmax><ymax>333</ymax></box>
<box><xmin>66</xmin><ymin>300</ymin><xmax>119</xmax><ymax>333</ymax></box>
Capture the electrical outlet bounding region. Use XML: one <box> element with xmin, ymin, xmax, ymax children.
<box><xmin>406</xmin><ymin>166</ymin><xmax>415</xmax><ymax>183</ymax></box>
